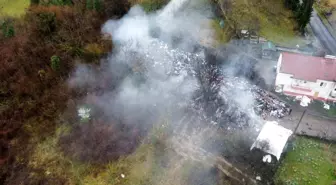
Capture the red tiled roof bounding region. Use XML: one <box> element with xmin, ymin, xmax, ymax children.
<box><xmin>280</xmin><ymin>52</ymin><xmax>336</xmax><ymax>82</ymax></box>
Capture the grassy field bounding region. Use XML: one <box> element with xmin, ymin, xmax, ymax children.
<box><xmin>0</xmin><ymin>0</ymin><xmax>30</xmax><ymax>17</ymax></box>
<box><xmin>275</xmin><ymin>137</ymin><xmax>336</xmax><ymax>185</ymax></box>
<box><xmin>214</xmin><ymin>0</ymin><xmax>306</xmax><ymax>47</ymax></box>
<box><xmin>211</xmin><ymin>18</ymin><xmax>231</xmax><ymax>45</ymax></box>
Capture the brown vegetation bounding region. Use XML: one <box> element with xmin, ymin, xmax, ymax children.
<box><xmin>59</xmin><ymin>120</ymin><xmax>143</xmax><ymax>164</ymax></box>
<box><xmin>0</xmin><ymin>1</ymin><xmax>128</xmax><ymax>183</ymax></box>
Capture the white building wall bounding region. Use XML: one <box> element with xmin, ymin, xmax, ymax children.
<box><xmin>275</xmin><ymin>53</ymin><xmax>336</xmax><ymax>101</ymax></box>
<box><xmin>331</xmin><ymin>84</ymin><xmax>336</xmax><ymax>97</ymax></box>
<box><xmin>275</xmin><ymin>73</ymin><xmax>292</xmax><ymax>86</ymax></box>
<box><xmin>276</xmin><ymin>53</ymin><xmax>282</xmax><ymax>74</ymax></box>
<box><xmin>276</xmin><ymin>74</ymin><xmax>336</xmax><ymax>101</ymax></box>
<box><xmin>314</xmin><ymin>80</ymin><xmax>335</xmax><ymax>99</ymax></box>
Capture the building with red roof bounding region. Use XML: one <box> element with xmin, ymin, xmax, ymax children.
<box><xmin>275</xmin><ymin>52</ymin><xmax>336</xmax><ymax>102</ymax></box>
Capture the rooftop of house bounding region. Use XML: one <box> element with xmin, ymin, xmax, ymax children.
<box><xmin>279</xmin><ymin>52</ymin><xmax>336</xmax><ymax>82</ymax></box>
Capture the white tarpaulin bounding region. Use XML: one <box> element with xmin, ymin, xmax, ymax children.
<box><xmin>250</xmin><ymin>121</ymin><xmax>293</xmax><ymax>160</ymax></box>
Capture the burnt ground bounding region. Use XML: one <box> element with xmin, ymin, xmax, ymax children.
<box><xmin>176</xmin><ymin>47</ymin><xmax>292</xmax><ymax>184</ymax></box>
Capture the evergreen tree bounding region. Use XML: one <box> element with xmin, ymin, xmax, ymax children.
<box><xmin>1</xmin><ymin>21</ymin><xmax>15</xmax><ymax>38</ymax></box>
<box><xmin>50</xmin><ymin>55</ymin><xmax>61</xmax><ymax>71</ymax></box>
<box><xmin>86</xmin><ymin>0</ymin><xmax>93</xmax><ymax>10</ymax></box>
<box><xmin>5</xmin><ymin>25</ymin><xmax>15</xmax><ymax>38</ymax></box>
<box><xmin>296</xmin><ymin>0</ymin><xmax>314</xmax><ymax>33</ymax></box>
<box><xmin>63</xmin><ymin>0</ymin><xmax>72</xmax><ymax>5</ymax></box>
<box><xmin>30</xmin><ymin>0</ymin><xmax>40</xmax><ymax>5</ymax></box>
<box><xmin>284</xmin><ymin>0</ymin><xmax>314</xmax><ymax>34</ymax></box>
<box><xmin>285</xmin><ymin>0</ymin><xmax>300</xmax><ymax>12</ymax></box>
<box><xmin>93</xmin><ymin>0</ymin><xmax>101</xmax><ymax>11</ymax></box>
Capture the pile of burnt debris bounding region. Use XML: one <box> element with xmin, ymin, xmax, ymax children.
<box><xmin>253</xmin><ymin>88</ymin><xmax>291</xmax><ymax>119</ymax></box>
<box><xmin>221</xmin><ymin>77</ymin><xmax>291</xmax><ymax>119</ymax></box>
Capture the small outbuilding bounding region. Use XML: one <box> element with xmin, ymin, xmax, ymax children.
<box><xmin>251</xmin><ymin>121</ymin><xmax>293</xmax><ymax>160</ymax></box>
<box><xmin>262</xmin><ymin>41</ymin><xmax>277</xmax><ymax>59</ymax></box>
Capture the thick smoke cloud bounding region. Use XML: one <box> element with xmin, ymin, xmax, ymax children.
<box><xmin>63</xmin><ymin>0</ymin><xmax>267</xmax><ymax>182</ymax></box>
<box><xmin>70</xmin><ymin>0</ymin><xmax>217</xmax><ymax>128</ymax></box>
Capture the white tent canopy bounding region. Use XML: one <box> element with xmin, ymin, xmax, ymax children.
<box><xmin>251</xmin><ymin>121</ymin><xmax>293</xmax><ymax>160</ymax></box>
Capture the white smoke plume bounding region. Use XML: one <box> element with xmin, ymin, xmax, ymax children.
<box><xmin>65</xmin><ymin>0</ymin><xmax>268</xmax><ymax>183</ymax></box>
<box><xmin>71</xmin><ymin>0</ymin><xmax>218</xmax><ymax>127</ymax></box>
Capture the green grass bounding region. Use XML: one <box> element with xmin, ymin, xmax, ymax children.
<box><xmin>216</xmin><ymin>0</ymin><xmax>306</xmax><ymax>47</ymax></box>
<box><xmin>0</xmin><ymin>0</ymin><xmax>30</xmax><ymax>17</ymax></box>
<box><xmin>327</xmin><ymin>105</ymin><xmax>336</xmax><ymax>117</ymax></box>
<box><xmin>211</xmin><ymin>19</ymin><xmax>231</xmax><ymax>45</ymax></box>
<box><xmin>309</xmin><ymin>101</ymin><xmax>336</xmax><ymax>117</ymax></box>
<box><xmin>275</xmin><ymin>137</ymin><xmax>336</xmax><ymax>185</ymax></box>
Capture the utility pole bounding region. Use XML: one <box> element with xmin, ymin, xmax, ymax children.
<box><xmin>294</xmin><ymin>109</ymin><xmax>306</xmax><ymax>134</ymax></box>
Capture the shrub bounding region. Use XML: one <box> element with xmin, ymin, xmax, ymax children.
<box><xmin>86</xmin><ymin>0</ymin><xmax>93</xmax><ymax>10</ymax></box>
<box><xmin>30</xmin><ymin>0</ymin><xmax>40</xmax><ymax>5</ymax></box>
<box><xmin>93</xmin><ymin>0</ymin><xmax>102</xmax><ymax>11</ymax></box>
<box><xmin>1</xmin><ymin>21</ymin><xmax>15</xmax><ymax>38</ymax></box>
<box><xmin>103</xmin><ymin>0</ymin><xmax>130</xmax><ymax>17</ymax></box>
<box><xmin>84</xmin><ymin>43</ymin><xmax>103</xmax><ymax>55</ymax></box>
<box><xmin>86</xmin><ymin>0</ymin><xmax>101</xmax><ymax>11</ymax></box>
<box><xmin>5</xmin><ymin>26</ymin><xmax>15</xmax><ymax>38</ymax></box>
<box><xmin>59</xmin><ymin>44</ymin><xmax>84</xmax><ymax>56</ymax></box>
<box><xmin>39</xmin><ymin>0</ymin><xmax>73</xmax><ymax>6</ymax></box>
<box><xmin>51</xmin><ymin>55</ymin><xmax>61</xmax><ymax>71</ymax></box>
<box><xmin>140</xmin><ymin>0</ymin><xmax>169</xmax><ymax>12</ymax></box>
<box><xmin>37</xmin><ymin>12</ymin><xmax>56</xmax><ymax>35</ymax></box>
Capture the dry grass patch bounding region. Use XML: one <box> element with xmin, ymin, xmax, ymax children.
<box><xmin>0</xmin><ymin>0</ymin><xmax>30</xmax><ymax>17</ymax></box>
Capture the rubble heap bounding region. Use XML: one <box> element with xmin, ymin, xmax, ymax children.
<box><xmin>220</xmin><ymin>77</ymin><xmax>291</xmax><ymax>119</ymax></box>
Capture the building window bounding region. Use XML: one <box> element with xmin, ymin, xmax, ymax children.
<box><xmin>320</xmin><ymin>82</ymin><xmax>324</xmax><ymax>87</ymax></box>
